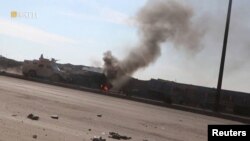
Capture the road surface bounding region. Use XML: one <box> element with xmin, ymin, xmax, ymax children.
<box><xmin>0</xmin><ymin>76</ymin><xmax>241</xmax><ymax>141</ymax></box>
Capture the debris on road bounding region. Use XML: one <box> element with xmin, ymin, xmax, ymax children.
<box><xmin>97</xmin><ymin>114</ymin><xmax>102</xmax><ymax>117</ymax></box>
<box><xmin>27</xmin><ymin>114</ymin><xmax>39</xmax><ymax>120</ymax></box>
<box><xmin>109</xmin><ymin>132</ymin><xmax>132</xmax><ymax>140</ymax></box>
<box><xmin>91</xmin><ymin>136</ymin><xmax>106</xmax><ymax>141</ymax></box>
<box><xmin>50</xmin><ymin>115</ymin><xmax>59</xmax><ymax>119</ymax></box>
<box><xmin>12</xmin><ymin>114</ymin><xmax>17</xmax><ymax>117</ymax></box>
<box><xmin>32</xmin><ymin>135</ymin><xmax>37</xmax><ymax>139</ymax></box>
<box><xmin>88</xmin><ymin>129</ymin><xmax>92</xmax><ymax>131</ymax></box>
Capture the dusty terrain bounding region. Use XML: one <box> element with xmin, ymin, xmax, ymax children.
<box><xmin>0</xmin><ymin>76</ymin><xmax>241</xmax><ymax>141</ymax></box>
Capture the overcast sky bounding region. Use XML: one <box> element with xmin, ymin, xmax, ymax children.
<box><xmin>0</xmin><ymin>0</ymin><xmax>249</xmax><ymax>93</ymax></box>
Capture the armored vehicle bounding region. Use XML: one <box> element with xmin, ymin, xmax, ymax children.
<box><xmin>22</xmin><ymin>54</ymin><xmax>68</xmax><ymax>81</ymax></box>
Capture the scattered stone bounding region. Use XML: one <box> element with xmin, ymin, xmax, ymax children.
<box><xmin>91</xmin><ymin>136</ymin><xmax>106</xmax><ymax>141</ymax></box>
<box><xmin>88</xmin><ymin>129</ymin><xmax>92</xmax><ymax>131</ymax></box>
<box><xmin>109</xmin><ymin>132</ymin><xmax>132</xmax><ymax>140</ymax></box>
<box><xmin>143</xmin><ymin>139</ymin><xmax>148</xmax><ymax>141</ymax></box>
<box><xmin>32</xmin><ymin>135</ymin><xmax>37</xmax><ymax>139</ymax></box>
<box><xmin>27</xmin><ymin>114</ymin><xmax>39</xmax><ymax>120</ymax></box>
<box><xmin>50</xmin><ymin>115</ymin><xmax>59</xmax><ymax>119</ymax></box>
<box><xmin>97</xmin><ymin>114</ymin><xmax>102</xmax><ymax>117</ymax></box>
<box><xmin>12</xmin><ymin>114</ymin><xmax>17</xmax><ymax>117</ymax></box>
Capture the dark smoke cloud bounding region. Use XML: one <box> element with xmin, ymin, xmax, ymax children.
<box><xmin>103</xmin><ymin>0</ymin><xmax>205</xmax><ymax>87</ymax></box>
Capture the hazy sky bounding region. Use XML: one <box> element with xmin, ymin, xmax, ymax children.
<box><xmin>0</xmin><ymin>0</ymin><xmax>249</xmax><ymax>93</ymax></box>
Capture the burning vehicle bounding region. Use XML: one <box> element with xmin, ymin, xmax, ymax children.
<box><xmin>22</xmin><ymin>54</ymin><xmax>113</xmax><ymax>91</ymax></box>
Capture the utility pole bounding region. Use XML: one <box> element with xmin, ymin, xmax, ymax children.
<box><xmin>214</xmin><ymin>0</ymin><xmax>233</xmax><ymax>112</ymax></box>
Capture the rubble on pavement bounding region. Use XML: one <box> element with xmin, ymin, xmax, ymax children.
<box><xmin>109</xmin><ymin>132</ymin><xmax>132</xmax><ymax>140</ymax></box>
<box><xmin>27</xmin><ymin>114</ymin><xmax>39</xmax><ymax>120</ymax></box>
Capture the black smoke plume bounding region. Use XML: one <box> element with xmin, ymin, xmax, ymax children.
<box><xmin>103</xmin><ymin>0</ymin><xmax>205</xmax><ymax>88</ymax></box>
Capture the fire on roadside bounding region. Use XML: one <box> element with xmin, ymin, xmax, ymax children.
<box><xmin>100</xmin><ymin>83</ymin><xmax>112</xmax><ymax>92</ymax></box>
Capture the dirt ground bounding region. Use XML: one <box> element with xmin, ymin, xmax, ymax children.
<box><xmin>0</xmin><ymin>76</ymin><xmax>241</xmax><ymax>141</ymax></box>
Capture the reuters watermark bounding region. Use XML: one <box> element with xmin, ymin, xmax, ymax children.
<box><xmin>10</xmin><ymin>11</ymin><xmax>37</xmax><ymax>19</ymax></box>
<box><xmin>208</xmin><ymin>125</ymin><xmax>250</xmax><ymax>141</ymax></box>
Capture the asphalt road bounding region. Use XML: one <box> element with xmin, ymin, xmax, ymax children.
<box><xmin>0</xmin><ymin>76</ymin><xmax>241</xmax><ymax>141</ymax></box>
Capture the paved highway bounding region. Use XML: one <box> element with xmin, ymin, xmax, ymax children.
<box><xmin>0</xmin><ymin>76</ymin><xmax>241</xmax><ymax>141</ymax></box>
